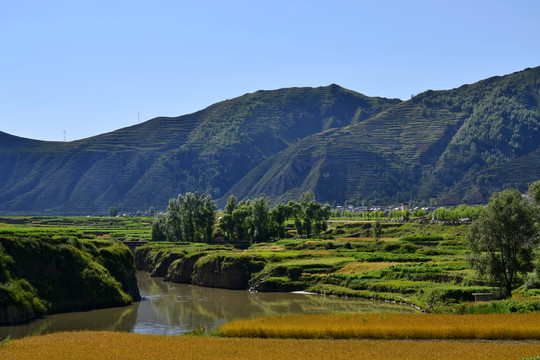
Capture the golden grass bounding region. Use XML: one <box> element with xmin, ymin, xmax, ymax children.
<box><xmin>337</xmin><ymin>262</ymin><xmax>398</xmax><ymax>274</ymax></box>
<box><xmin>220</xmin><ymin>313</ymin><xmax>540</xmax><ymax>340</ymax></box>
<box><xmin>1</xmin><ymin>331</ymin><xmax>540</xmax><ymax>360</ymax></box>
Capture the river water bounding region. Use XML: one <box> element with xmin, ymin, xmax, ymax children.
<box><xmin>1</xmin><ymin>271</ymin><xmax>417</xmax><ymax>338</ymax></box>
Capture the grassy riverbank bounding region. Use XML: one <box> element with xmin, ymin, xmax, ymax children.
<box><xmin>1</xmin><ymin>331</ymin><xmax>540</xmax><ymax>360</ymax></box>
<box><xmin>134</xmin><ymin>220</ymin><xmax>524</xmax><ymax>312</ymax></box>
<box><xmin>3</xmin><ymin>215</ymin><xmax>540</xmax><ymax>313</ymax></box>
<box><xmin>0</xmin><ymin>218</ymin><xmax>140</xmax><ymax>323</ymax></box>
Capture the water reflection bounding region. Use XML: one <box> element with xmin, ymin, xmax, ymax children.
<box><xmin>1</xmin><ymin>271</ymin><xmax>417</xmax><ymax>338</ymax></box>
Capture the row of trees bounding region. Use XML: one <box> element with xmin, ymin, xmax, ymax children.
<box><xmin>432</xmin><ymin>204</ymin><xmax>482</xmax><ymax>221</ymax></box>
<box><xmin>152</xmin><ymin>190</ymin><xmax>332</xmax><ymax>244</ymax></box>
<box><xmin>220</xmin><ymin>190</ymin><xmax>331</xmax><ymax>243</ymax></box>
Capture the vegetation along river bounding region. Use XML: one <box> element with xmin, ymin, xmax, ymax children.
<box><xmin>1</xmin><ymin>271</ymin><xmax>416</xmax><ymax>339</ymax></box>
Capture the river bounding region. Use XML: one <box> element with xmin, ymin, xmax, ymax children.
<box><xmin>1</xmin><ymin>271</ymin><xmax>417</xmax><ymax>338</ymax></box>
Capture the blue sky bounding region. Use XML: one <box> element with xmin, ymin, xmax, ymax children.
<box><xmin>1</xmin><ymin>0</ymin><xmax>539</xmax><ymax>141</ymax></box>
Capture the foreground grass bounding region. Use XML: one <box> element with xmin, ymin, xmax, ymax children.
<box><xmin>220</xmin><ymin>313</ymin><xmax>540</xmax><ymax>340</ymax></box>
<box><xmin>1</xmin><ymin>331</ymin><xmax>540</xmax><ymax>360</ymax></box>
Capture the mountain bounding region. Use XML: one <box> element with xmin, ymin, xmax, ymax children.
<box><xmin>228</xmin><ymin>66</ymin><xmax>540</xmax><ymax>206</ymax></box>
<box><xmin>0</xmin><ymin>85</ymin><xmax>400</xmax><ymax>214</ymax></box>
<box><xmin>1</xmin><ymin>66</ymin><xmax>539</xmax><ymax>214</ymax></box>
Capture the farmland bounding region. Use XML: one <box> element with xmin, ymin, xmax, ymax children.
<box><xmin>136</xmin><ymin>218</ymin><xmax>525</xmax><ymax>312</ymax></box>
<box><xmin>220</xmin><ymin>313</ymin><xmax>540</xmax><ymax>340</ymax></box>
<box><xmin>3</xmin><ymin>215</ymin><xmax>540</xmax><ymax>359</ymax></box>
<box><xmin>1</xmin><ymin>331</ymin><xmax>540</xmax><ymax>360</ymax></box>
<box><xmin>4</xmin><ymin>215</ymin><xmax>540</xmax><ymax>314</ymax></box>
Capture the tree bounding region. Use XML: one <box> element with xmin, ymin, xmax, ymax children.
<box><xmin>290</xmin><ymin>190</ymin><xmax>332</xmax><ymax>238</ymax></box>
<box><xmin>287</xmin><ymin>201</ymin><xmax>303</xmax><ymax>238</ymax></box>
<box><xmin>412</xmin><ymin>208</ymin><xmax>426</xmax><ymax>218</ymax></box>
<box><xmin>231</xmin><ymin>204</ymin><xmax>250</xmax><ymax>243</ymax></box>
<box><xmin>151</xmin><ymin>213</ymin><xmax>168</xmax><ymax>241</ymax></box>
<box><xmin>530</xmin><ymin>180</ymin><xmax>540</xmax><ymax>205</ymax></box>
<box><xmin>467</xmin><ymin>189</ymin><xmax>540</xmax><ymax>297</ymax></box>
<box><xmin>108</xmin><ymin>206</ymin><xmax>118</xmax><ymax>217</ymax></box>
<box><xmin>153</xmin><ymin>192</ymin><xmax>217</xmax><ymax>243</ymax></box>
<box><xmin>246</xmin><ymin>195</ymin><xmax>270</xmax><ymax>243</ymax></box>
<box><xmin>372</xmin><ymin>219</ymin><xmax>382</xmax><ymax>242</ymax></box>
<box><xmin>270</xmin><ymin>204</ymin><xmax>290</xmax><ymax>239</ymax></box>
<box><xmin>224</xmin><ymin>195</ymin><xmax>238</xmax><ymax>215</ymax></box>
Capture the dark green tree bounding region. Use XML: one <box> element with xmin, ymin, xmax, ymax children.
<box><xmin>248</xmin><ymin>194</ymin><xmax>270</xmax><ymax>243</ymax></box>
<box><xmin>165</xmin><ymin>195</ymin><xmax>184</xmax><ymax>241</ymax></box>
<box><xmin>108</xmin><ymin>206</ymin><xmax>118</xmax><ymax>217</ymax></box>
<box><xmin>231</xmin><ymin>204</ymin><xmax>250</xmax><ymax>243</ymax></box>
<box><xmin>270</xmin><ymin>204</ymin><xmax>291</xmax><ymax>239</ymax></box>
<box><xmin>289</xmin><ymin>190</ymin><xmax>331</xmax><ymax>238</ymax></box>
<box><xmin>372</xmin><ymin>219</ymin><xmax>382</xmax><ymax>242</ymax></box>
<box><xmin>467</xmin><ymin>189</ymin><xmax>540</xmax><ymax>297</ymax></box>
<box><xmin>287</xmin><ymin>201</ymin><xmax>303</xmax><ymax>237</ymax></box>
<box><xmin>225</xmin><ymin>194</ymin><xmax>238</xmax><ymax>215</ymax></box>
<box><xmin>220</xmin><ymin>195</ymin><xmax>238</xmax><ymax>242</ymax></box>
<box><xmin>530</xmin><ymin>180</ymin><xmax>540</xmax><ymax>205</ymax></box>
<box><xmin>151</xmin><ymin>213</ymin><xmax>168</xmax><ymax>241</ymax></box>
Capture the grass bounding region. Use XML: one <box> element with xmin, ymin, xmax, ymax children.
<box><xmin>219</xmin><ymin>313</ymin><xmax>540</xmax><ymax>340</ymax></box>
<box><xmin>335</xmin><ymin>237</ymin><xmax>395</xmax><ymax>241</ymax></box>
<box><xmin>337</xmin><ymin>262</ymin><xmax>398</xmax><ymax>274</ymax></box>
<box><xmin>1</xmin><ymin>331</ymin><xmax>540</xmax><ymax>360</ymax></box>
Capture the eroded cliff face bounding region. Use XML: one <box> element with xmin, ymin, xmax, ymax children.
<box><xmin>135</xmin><ymin>245</ymin><xmax>266</xmax><ymax>290</ymax></box>
<box><xmin>164</xmin><ymin>253</ymin><xmax>205</xmax><ymax>283</ymax></box>
<box><xmin>191</xmin><ymin>255</ymin><xmax>265</xmax><ymax>290</ymax></box>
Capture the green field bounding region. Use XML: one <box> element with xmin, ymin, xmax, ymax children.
<box><xmin>2</xmin><ymin>215</ymin><xmax>540</xmax><ymax>314</ymax></box>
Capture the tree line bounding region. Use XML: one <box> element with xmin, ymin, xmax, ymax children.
<box><xmin>151</xmin><ymin>190</ymin><xmax>331</xmax><ymax>244</ymax></box>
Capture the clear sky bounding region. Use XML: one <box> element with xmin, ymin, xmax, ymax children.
<box><xmin>1</xmin><ymin>0</ymin><xmax>539</xmax><ymax>142</ymax></box>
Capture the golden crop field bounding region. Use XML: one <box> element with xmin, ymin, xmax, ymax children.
<box><xmin>1</xmin><ymin>331</ymin><xmax>540</xmax><ymax>360</ymax></box>
<box><xmin>220</xmin><ymin>313</ymin><xmax>540</xmax><ymax>340</ymax></box>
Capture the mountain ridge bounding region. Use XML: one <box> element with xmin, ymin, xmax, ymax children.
<box><xmin>1</xmin><ymin>67</ymin><xmax>539</xmax><ymax>214</ymax></box>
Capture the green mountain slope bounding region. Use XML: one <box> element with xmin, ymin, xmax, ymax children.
<box><xmin>0</xmin><ymin>85</ymin><xmax>400</xmax><ymax>214</ymax></box>
<box><xmin>228</xmin><ymin>66</ymin><xmax>540</xmax><ymax>206</ymax></box>
<box><xmin>2</xmin><ymin>66</ymin><xmax>539</xmax><ymax>213</ymax></box>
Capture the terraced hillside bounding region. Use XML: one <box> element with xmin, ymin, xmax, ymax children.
<box><xmin>228</xmin><ymin>66</ymin><xmax>540</xmax><ymax>205</ymax></box>
<box><xmin>1</xmin><ymin>67</ymin><xmax>539</xmax><ymax>213</ymax></box>
<box><xmin>0</xmin><ymin>85</ymin><xmax>399</xmax><ymax>214</ymax></box>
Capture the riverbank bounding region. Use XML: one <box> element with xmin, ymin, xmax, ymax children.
<box><xmin>1</xmin><ymin>271</ymin><xmax>414</xmax><ymax>339</ymax></box>
<box><xmin>2</xmin><ymin>331</ymin><xmax>540</xmax><ymax>360</ymax></box>
<box><xmin>0</xmin><ymin>226</ymin><xmax>140</xmax><ymax>324</ymax></box>
<box><xmin>133</xmin><ymin>222</ymin><xmax>493</xmax><ymax>312</ymax></box>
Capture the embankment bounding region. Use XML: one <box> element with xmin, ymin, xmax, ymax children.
<box><xmin>0</xmin><ymin>232</ymin><xmax>140</xmax><ymax>324</ymax></box>
<box><xmin>134</xmin><ymin>243</ymin><xmax>267</xmax><ymax>290</ymax></box>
